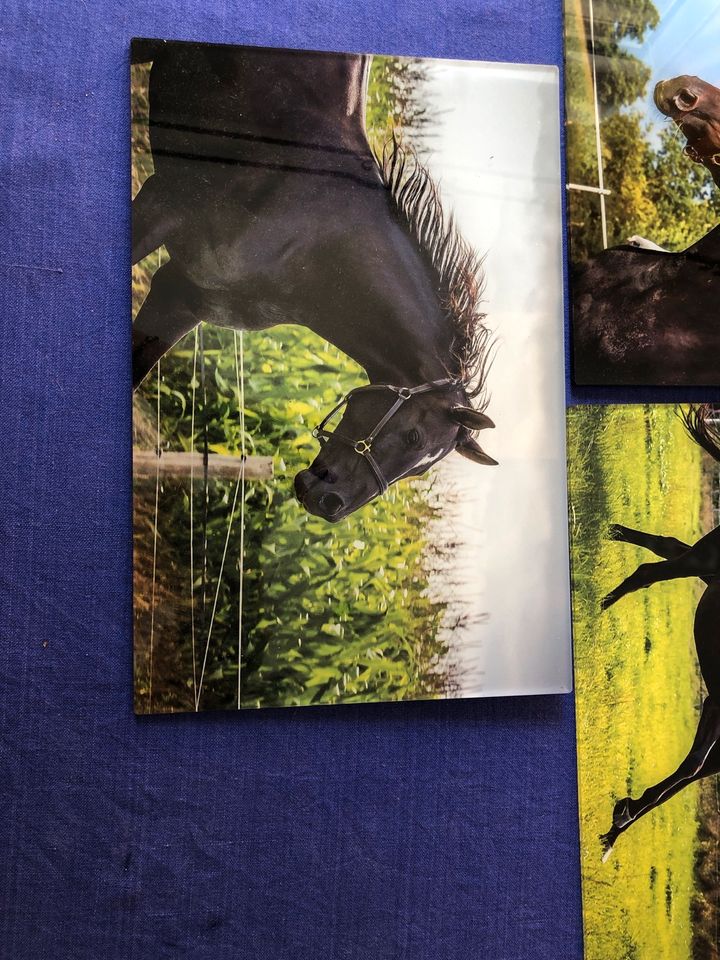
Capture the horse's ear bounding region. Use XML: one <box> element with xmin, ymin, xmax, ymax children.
<box><xmin>456</xmin><ymin>436</ymin><xmax>498</xmax><ymax>466</ymax></box>
<box><xmin>450</xmin><ymin>406</ymin><xmax>495</xmax><ymax>431</ymax></box>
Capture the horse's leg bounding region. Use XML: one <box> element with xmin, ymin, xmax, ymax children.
<box><xmin>608</xmin><ymin>523</ymin><xmax>715</xmax><ymax>587</ymax></box>
<box><xmin>608</xmin><ymin>523</ymin><xmax>692</xmax><ymax>559</ymax></box>
<box><xmin>601</xmin><ymin>555</ymin><xmax>689</xmax><ymax>609</ymax></box>
<box><xmin>132</xmin><ymin>260</ymin><xmax>203</xmax><ymax>389</ymax></box>
<box><xmin>600</xmin><ymin>546</ymin><xmax>720</xmax><ymax>610</ymax></box>
<box><xmin>132</xmin><ymin>176</ymin><xmax>181</xmax><ymax>265</ymax></box>
<box><xmin>600</xmin><ymin>697</ymin><xmax>720</xmax><ymax>860</ymax></box>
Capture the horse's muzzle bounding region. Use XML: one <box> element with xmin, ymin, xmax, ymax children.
<box><xmin>294</xmin><ymin>470</ymin><xmax>347</xmax><ymax>521</ymax></box>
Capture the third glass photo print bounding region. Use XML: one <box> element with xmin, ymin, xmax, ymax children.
<box><xmin>564</xmin><ymin>0</ymin><xmax>720</xmax><ymax>386</ymax></box>
<box><xmin>568</xmin><ymin>404</ymin><xmax>720</xmax><ymax>959</ymax></box>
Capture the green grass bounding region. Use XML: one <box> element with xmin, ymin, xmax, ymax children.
<box><xmin>568</xmin><ymin>404</ymin><xmax>704</xmax><ymax>960</ymax></box>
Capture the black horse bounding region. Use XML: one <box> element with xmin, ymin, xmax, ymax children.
<box><xmin>131</xmin><ymin>39</ymin><xmax>496</xmax><ymax>523</ymax></box>
<box><xmin>599</xmin><ymin>405</ymin><xmax>720</xmax><ymax>860</ymax></box>
<box><xmin>571</xmin><ymin>75</ymin><xmax>720</xmax><ymax>387</ymax></box>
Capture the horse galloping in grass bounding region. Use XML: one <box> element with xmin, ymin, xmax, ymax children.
<box><xmin>571</xmin><ymin>74</ymin><xmax>720</xmax><ymax>387</ymax></box>
<box><xmin>131</xmin><ymin>39</ymin><xmax>496</xmax><ymax>523</ymax></box>
<box><xmin>599</xmin><ymin>405</ymin><xmax>720</xmax><ymax>860</ymax></box>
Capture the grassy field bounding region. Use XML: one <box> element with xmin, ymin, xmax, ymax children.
<box><xmin>568</xmin><ymin>405</ymin><xmax>705</xmax><ymax>960</ymax></box>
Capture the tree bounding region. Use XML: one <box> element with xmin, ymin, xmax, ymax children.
<box><xmin>565</xmin><ymin>0</ymin><xmax>659</xmax><ymax>116</ymax></box>
<box><xmin>648</xmin><ymin>128</ymin><xmax>720</xmax><ymax>249</ymax></box>
<box><xmin>586</xmin><ymin>0</ymin><xmax>660</xmax><ymax>110</ymax></box>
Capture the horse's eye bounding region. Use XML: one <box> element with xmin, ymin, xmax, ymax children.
<box><xmin>406</xmin><ymin>428</ymin><xmax>422</xmax><ymax>447</ymax></box>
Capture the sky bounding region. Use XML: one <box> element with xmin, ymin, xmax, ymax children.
<box><xmin>629</xmin><ymin>0</ymin><xmax>720</xmax><ymax>133</ymax></box>
<box><xmin>414</xmin><ymin>60</ymin><xmax>572</xmax><ymax>697</ymax></box>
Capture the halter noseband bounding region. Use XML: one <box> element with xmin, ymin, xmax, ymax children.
<box><xmin>675</xmin><ymin>119</ymin><xmax>720</xmax><ymax>167</ymax></box>
<box><xmin>312</xmin><ymin>377</ymin><xmax>460</xmax><ymax>495</ymax></box>
<box><xmin>685</xmin><ymin>144</ymin><xmax>720</xmax><ymax>167</ymax></box>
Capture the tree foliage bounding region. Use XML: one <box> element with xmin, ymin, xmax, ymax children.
<box><xmin>573</xmin><ymin>0</ymin><xmax>659</xmax><ymax>111</ymax></box>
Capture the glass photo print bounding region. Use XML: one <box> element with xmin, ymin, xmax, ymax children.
<box><xmin>568</xmin><ymin>403</ymin><xmax>720</xmax><ymax>959</ymax></box>
<box><xmin>564</xmin><ymin>0</ymin><xmax>720</xmax><ymax>386</ymax></box>
<box><xmin>131</xmin><ymin>39</ymin><xmax>571</xmax><ymax>713</ymax></box>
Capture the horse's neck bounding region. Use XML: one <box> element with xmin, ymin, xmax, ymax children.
<box><xmin>152</xmin><ymin>44</ymin><xmax>456</xmax><ymax>383</ymax></box>
<box><xmin>298</xmin><ymin>192</ymin><xmax>456</xmax><ymax>386</ymax></box>
<box><xmin>310</xmin><ymin>311</ymin><xmax>453</xmax><ymax>386</ymax></box>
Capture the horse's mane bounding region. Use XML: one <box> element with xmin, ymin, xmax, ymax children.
<box><xmin>376</xmin><ymin>138</ymin><xmax>494</xmax><ymax>410</ymax></box>
<box><xmin>681</xmin><ymin>404</ymin><xmax>720</xmax><ymax>464</ymax></box>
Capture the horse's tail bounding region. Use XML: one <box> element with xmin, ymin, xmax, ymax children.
<box><xmin>681</xmin><ymin>404</ymin><xmax>720</xmax><ymax>464</ymax></box>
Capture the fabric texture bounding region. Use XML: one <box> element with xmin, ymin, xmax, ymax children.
<box><xmin>0</xmin><ymin>1</ymin><xmax>590</xmax><ymax>956</ymax></box>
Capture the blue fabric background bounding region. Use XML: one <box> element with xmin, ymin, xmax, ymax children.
<box><xmin>0</xmin><ymin>1</ymin><xmax>595</xmax><ymax>957</ymax></box>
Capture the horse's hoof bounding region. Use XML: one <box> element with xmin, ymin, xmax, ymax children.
<box><xmin>599</xmin><ymin>830</ymin><xmax>617</xmax><ymax>862</ymax></box>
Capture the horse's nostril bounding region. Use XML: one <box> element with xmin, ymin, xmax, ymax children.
<box><xmin>311</xmin><ymin>464</ymin><xmax>336</xmax><ymax>484</ymax></box>
<box><xmin>319</xmin><ymin>492</ymin><xmax>344</xmax><ymax>516</ymax></box>
<box><xmin>675</xmin><ymin>87</ymin><xmax>699</xmax><ymax>111</ymax></box>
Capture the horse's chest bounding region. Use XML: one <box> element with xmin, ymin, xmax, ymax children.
<box><xmin>169</xmin><ymin>202</ymin><xmax>302</xmax><ymax>293</ymax></box>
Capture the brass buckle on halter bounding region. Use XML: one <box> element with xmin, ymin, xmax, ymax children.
<box><xmin>712</xmin><ymin>153</ymin><xmax>720</xmax><ymax>167</ymax></box>
<box><xmin>396</xmin><ymin>387</ymin><xmax>413</xmax><ymax>400</ymax></box>
<box><xmin>354</xmin><ymin>439</ymin><xmax>372</xmax><ymax>455</ymax></box>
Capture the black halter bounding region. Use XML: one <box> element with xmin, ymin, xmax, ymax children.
<box><xmin>312</xmin><ymin>377</ymin><xmax>460</xmax><ymax>495</ymax></box>
<box><xmin>683</xmin><ymin>141</ymin><xmax>720</xmax><ymax>167</ymax></box>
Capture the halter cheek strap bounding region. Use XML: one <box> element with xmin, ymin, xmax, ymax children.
<box><xmin>312</xmin><ymin>377</ymin><xmax>459</xmax><ymax>495</ymax></box>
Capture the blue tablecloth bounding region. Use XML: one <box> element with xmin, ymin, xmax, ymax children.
<box><xmin>0</xmin><ymin>2</ymin><xmax>591</xmax><ymax>956</ymax></box>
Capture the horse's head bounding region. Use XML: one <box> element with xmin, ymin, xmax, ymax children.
<box><xmin>293</xmin><ymin>142</ymin><xmax>497</xmax><ymax>522</ymax></box>
<box><xmin>654</xmin><ymin>75</ymin><xmax>720</xmax><ymax>184</ymax></box>
<box><xmin>294</xmin><ymin>378</ymin><xmax>496</xmax><ymax>522</ymax></box>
